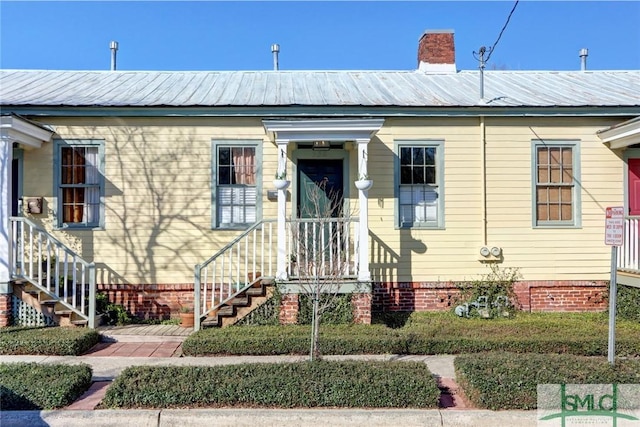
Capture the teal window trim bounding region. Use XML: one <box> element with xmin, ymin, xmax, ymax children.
<box><xmin>394</xmin><ymin>139</ymin><xmax>445</xmax><ymax>229</ymax></box>
<box><xmin>53</xmin><ymin>139</ymin><xmax>106</xmax><ymax>230</ymax></box>
<box><xmin>211</xmin><ymin>139</ymin><xmax>263</xmax><ymax>229</ymax></box>
<box><xmin>531</xmin><ymin>139</ymin><xmax>581</xmax><ymax>229</ymax></box>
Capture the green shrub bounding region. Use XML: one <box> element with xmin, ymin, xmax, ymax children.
<box><xmin>0</xmin><ymin>362</ymin><xmax>92</xmax><ymax>410</ymax></box>
<box><xmin>402</xmin><ymin>312</ymin><xmax>640</xmax><ymax>357</ymax></box>
<box><xmin>101</xmin><ymin>361</ymin><xmax>440</xmax><ymax>409</ymax></box>
<box><xmin>182</xmin><ymin>324</ymin><xmax>406</xmax><ymax>356</ymax></box>
<box><xmin>617</xmin><ymin>285</ymin><xmax>640</xmax><ymax>322</ymax></box>
<box><xmin>298</xmin><ymin>293</ymin><xmax>354</xmax><ymax>325</ymax></box>
<box><xmin>455</xmin><ymin>264</ymin><xmax>521</xmax><ymax>318</ymax></box>
<box><xmin>455</xmin><ymin>352</ymin><xmax>640</xmax><ymax>410</ymax></box>
<box><xmin>183</xmin><ymin>312</ymin><xmax>640</xmax><ymax>357</ymax></box>
<box><xmin>96</xmin><ymin>292</ymin><xmax>134</xmax><ymax>326</ymax></box>
<box><xmin>0</xmin><ymin>326</ymin><xmax>100</xmax><ymax>355</ymax></box>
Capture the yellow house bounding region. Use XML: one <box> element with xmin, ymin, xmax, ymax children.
<box><xmin>1</xmin><ymin>30</ymin><xmax>639</xmax><ymax>329</ymax></box>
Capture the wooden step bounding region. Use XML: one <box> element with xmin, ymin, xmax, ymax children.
<box><xmin>229</xmin><ymin>296</ymin><xmax>249</xmax><ymax>306</ymax></box>
<box><xmin>246</xmin><ymin>287</ymin><xmax>264</xmax><ymax>297</ymax></box>
<box><xmin>217</xmin><ymin>305</ymin><xmax>235</xmax><ymax>317</ymax></box>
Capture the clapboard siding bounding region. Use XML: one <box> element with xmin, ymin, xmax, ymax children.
<box><xmin>18</xmin><ymin>115</ymin><xmax>626</xmax><ymax>285</ymax></box>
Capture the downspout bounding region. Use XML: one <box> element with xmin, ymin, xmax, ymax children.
<box><xmin>480</xmin><ymin>116</ymin><xmax>487</xmax><ymax>246</ymax></box>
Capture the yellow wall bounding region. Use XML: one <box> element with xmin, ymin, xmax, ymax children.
<box><xmin>21</xmin><ymin>115</ymin><xmax>626</xmax><ymax>285</ymax></box>
<box><xmin>23</xmin><ymin>117</ymin><xmax>279</xmax><ymax>285</ymax></box>
<box><xmin>368</xmin><ymin>117</ymin><xmax>624</xmax><ymax>282</ymax></box>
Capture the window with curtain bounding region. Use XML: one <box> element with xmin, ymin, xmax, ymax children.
<box><xmin>533</xmin><ymin>141</ymin><xmax>580</xmax><ymax>227</ymax></box>
<box><xmin>396</xmin><ymin>141</ymin><xmax>444</xmax><ymax>228</ymax></box>
<box><xmin>56</xmin><ymin>141</ymin><xmax>103</xmax><ymax>228</ymax></box>
<box><xmin>216</xmin><ymin>145</ymin><xmax>257</xmax><ymax>227</ymax></box>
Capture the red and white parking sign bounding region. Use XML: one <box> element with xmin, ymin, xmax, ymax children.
<box><xmin>605</xmin><ymin>206</ymin><xmax>624</xmax><ymax>246</ymax></box>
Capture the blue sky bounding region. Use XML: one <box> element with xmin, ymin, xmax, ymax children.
<box><xmin>1</xmin><ymin>1</ymin><xmax>639</xmax><ymax>72</ymax></box>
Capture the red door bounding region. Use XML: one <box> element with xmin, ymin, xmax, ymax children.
<box><xmin>628</xmin><ymin>158</ymin><xmax>640</xmax><ymax>216</ymax></box>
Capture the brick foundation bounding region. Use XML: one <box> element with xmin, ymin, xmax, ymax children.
<box><xmin>352</xmin><ymin>293</ymin><xmax>372</xmax><ymax>324</ymax></box>
<box><xmin>373</xmin><ymin>280</ymin><xmax>609</xmax><ymax>313</ymax></box>
<box><xmin>279</xmin><ymin>293</ymin><xmax>299</xmax><ymax>324</ymax></box>
<box><xmin>97</xmin><ymin>283</ymin><xmax>193</xmax><ymax>320</ymax></box>
<box><xmin>89</xmin><ymin>279</ymin><xmax>609</xmax><ymax>323</ymax></box>
<box><xmin>0</xmin><ymin>293</ymin><xmax>11</xmax><ymax>327</ymax></box>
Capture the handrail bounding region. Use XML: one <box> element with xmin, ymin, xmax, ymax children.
<box><xmin>194</xmin><ymin>220</ymin><xmax>276</xmax><ymax>330</ymax></box>
<box><xmin>10</xmin><ymin>216</ymin><xmax>96</xmax><ymax>328</ymax></box>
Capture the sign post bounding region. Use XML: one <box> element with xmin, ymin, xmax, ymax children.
<box><xmin>605</xmin><ymin>206</ymin><xmax>624</xmax><ymax>365</ymax></box>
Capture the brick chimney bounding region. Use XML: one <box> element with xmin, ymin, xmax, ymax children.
<box><xmin>417</xmin><ymin>30</ymin><xmax>456</xmax><ymax>72</ymax></box>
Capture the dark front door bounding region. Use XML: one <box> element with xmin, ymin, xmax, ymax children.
<box><xmin>297</xmin><ymin>159</ymin><xmax>343</xmax><ymax>218</ymax></box>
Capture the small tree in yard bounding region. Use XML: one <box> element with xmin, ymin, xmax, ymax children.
<box><xmin>290</xmin><ymin>178</ymin><xmax>353</xmax><ymax>361</ymax></box>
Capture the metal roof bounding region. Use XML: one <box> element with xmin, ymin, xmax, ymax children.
<box><xmin>1</xmin><ymin>69</ymin><xmax>639</xmax><ymax>108</ymax></box>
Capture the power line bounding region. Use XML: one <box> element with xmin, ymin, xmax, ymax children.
<box><xmin>485</xmin><ymin>0</ymin><xmax>519</xmax><ymax>63</ymax></box>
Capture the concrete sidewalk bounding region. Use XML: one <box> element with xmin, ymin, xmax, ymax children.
<box><xmin>0</xmin><ymin>329</ymin><xmax>538</xmax><ymax>426</ymax></box>
<box><xmin>0</xmin><ymin>353</ymin><xmax>457</xmax><ymax>381</ymax></box>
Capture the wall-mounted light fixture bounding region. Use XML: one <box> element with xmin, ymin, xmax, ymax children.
<box><xmin>26</xmin><ymin>197</ymin><xmax>43</xmax><ymax>214</ymax></box>
<box><xmin>313</xmin><ymin>141</ymin><xmax>330</xmax><ymax>151</ymax></box>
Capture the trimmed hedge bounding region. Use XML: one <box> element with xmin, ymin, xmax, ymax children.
<box><xmin>101</xmin><ymin>361</ymin><xmax>440</xmax><ymax>409</ymax></box>
<box><xmin>182</xmin><ymin>324</ymin><xmax>406</xmax><ymax>356</ymax></box>
<box><xmin>182</xmin><ymin>313</ymin><xmax>640</xmax><ymax>357</ymax></box>
<box><xmin>455</xmin><ymin>352</ymin><xmax>640</xmax><ymax>410</ymax></box>
<box><xmin>0</xmin><ymin>326</ymin><xmax>100</xmax><ymax>356</ymax></box>
<box><xmin>0</xmin><ymin>362</ymin><xmax>92</xmax><ymax>410</ymax></box>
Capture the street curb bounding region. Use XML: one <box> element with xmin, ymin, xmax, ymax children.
<box><xmin>0</xmin><ymin>409</ymin><xmax>539</xmax><ymax>427</ymax></box>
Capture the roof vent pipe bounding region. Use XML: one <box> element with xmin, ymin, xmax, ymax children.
<box><xmin>110</xmin><ymin>41</ymin><xmax>119</xmax><ymax>71</ymax></box>
<box><xmin>579</xmin><ymin>48</ymin><xmax>588</xmax><ymax>71</ymax></box>
<box><xmin>271</xmin><ymin>44</ymin><xmax>280</xmax><ymax>71</ymax></box>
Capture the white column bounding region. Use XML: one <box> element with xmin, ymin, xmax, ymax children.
<box><xmin>0</xmin><ymin>138</ymin><xmax>13</xmax><ymax>286</ymax></box>
<box><xmin>276</xmin><ymin>140</ymin><xmax>289</xmax><ymax>280</ymax></box>
<box><xmin>356</xmin><ymin>138</ymin><xmax>371</xmax><ymax>282</ymax></box>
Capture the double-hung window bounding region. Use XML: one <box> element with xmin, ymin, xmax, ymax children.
<box><xmin>532</xmin><ymin>140</ymin><xmax>581</xmax><ymax>227</ymax></box>
<box><xmin>396</xmin><ymin>140</ymin><xmax>444</xmax><ymax>228</ymax></box>
<box><xmin>213</xmin><ymin>141</ymin><xmax>260</xmax><ymax>228</ymax></box>
<box><xmin>55</xmin><ymin>139</ymin><xmax>104</xmax><ymax>228</ymax></box>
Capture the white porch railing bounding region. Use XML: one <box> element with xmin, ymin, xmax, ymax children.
<box><xmin>194</xmin><ymin>220</ymin><xmax>277</xmax><ymax>330</ymax></box>
<box><xmin>286</xmin><ymin>217</ymin><xmax>360</xmax><ymax>279</ymax></box>
<box><xmin>194</xmin><ymin>217</ymin><xmax>361</xmax><ymax>330</ymax></box>
<box><xmin>10</xmin><ymin>217</ymin><xmax>97</xmax><ymax>328</ymax></box>
<box><xmin>619</xmin><ymin>218</ymin><xmax>640</xmax><ymax>272</ymax></box>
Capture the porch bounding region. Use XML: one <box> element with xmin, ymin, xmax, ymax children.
<box><xmin>617</xmin><ymin>218</ymin><xmax>640</xmax><ymax>288</ymax></box>
<box><xmin>194</xmin><ymin>216</ymin><xmax>367</xmax><ymax>330</ymax></box>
